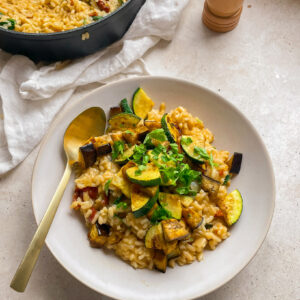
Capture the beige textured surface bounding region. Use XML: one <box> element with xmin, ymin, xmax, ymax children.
<box><xmin>1</xmin><ymin>0</ymin><xmax>300</xmax><ymax>299</ymax></box>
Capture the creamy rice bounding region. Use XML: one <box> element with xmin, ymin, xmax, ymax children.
<box><xmin>0</xmin><ymin>0</ymin><xmax>127</xmax><ymax>33</ymax></box>
<box><xmin>71</xmin><ymin>103</ymin><xmax>233</xmax><ymax>271</ymax></box>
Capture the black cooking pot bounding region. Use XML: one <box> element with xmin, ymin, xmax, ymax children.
<box><xmin>0</xmin><ymin>0</ymin><xmax>146</xmax><ymax>61</ymax></box>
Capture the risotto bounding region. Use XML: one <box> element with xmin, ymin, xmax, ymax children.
<box><xmin>71</xmin><ymin>87</ymin><xmax>243</xmax><ymax>272</ymax></box>
<box><xmin>0</xmin><ymin>0</ymin><xmax>127</xmax><ymax>33</ymax></box>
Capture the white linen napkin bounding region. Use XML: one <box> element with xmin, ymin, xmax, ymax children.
<box><xmin>0</xmin><ymin>0</ymin><xmax>190</xmax><ymax>175</ymax></box>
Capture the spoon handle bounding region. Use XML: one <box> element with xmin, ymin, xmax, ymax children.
<box><xmin>10</xmin><ymin>163</ymin><xmax>72</xmax><ymax>292</ymax></box>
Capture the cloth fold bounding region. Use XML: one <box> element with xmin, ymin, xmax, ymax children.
<box><xmin>0</xmin><ymin>0</ymin><xmax>190</xmax><ymax>175</ymax></box>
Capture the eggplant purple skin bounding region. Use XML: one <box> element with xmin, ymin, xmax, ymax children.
<box><xmin>201</xmin><ymin>174</ymin><xmax>221</xmax><ymax>198</ymax></box>
<box><xmin>97</xmin><ymin>143</ymin><xmax>112</xmax><ymax>156</ymax></box>
<box><xmin>230</xmin><ymin>152</ymin><xmax>243</xmax><ymax>174</ymax></box>
<box><xmin>80</xmin><ymin>143</ymin><xmax>97</xmax><ymax>168</ymax></box>
<box><xmin>95</xmin><ymin>222</ymin><xmax>110</xmax><ymax>236</ymax></box>
<box><xmin>109</xmin><ymin>106</ymin><xmax>122</xmax><ymax>119</ymax></box>
<box><xmin>137</xmin><ymin>129</ymin><xmax>150</xmax><ymax>142</ymax></box>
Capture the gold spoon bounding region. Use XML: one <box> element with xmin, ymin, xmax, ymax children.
<box><xmin>10</xmin><ymin>107</ymin><xmax>106</xmax><ymax>292</ymax></box>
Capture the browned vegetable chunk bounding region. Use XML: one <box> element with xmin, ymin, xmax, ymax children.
<box><xmin>88</xmin><ymin>223</ymin><xmax>110</xmax><ymax>248</ymax></box>
<box><xmin>79</xmin><ymin>143</ymin><xmax>97</xmax><ymax>168</ymax></box>
<box><xmin>201</xmin><ymin>174</ymin><xmax>220</xmax><ymax>200</ymax></box>
<box><xmin>96</xmin><ymin>143</ymin><xmax>112</xmax><ymax>156</ymax></box>
<box><xmin>167</xmin><ymin>248</ymin><xmax>180</xmax><ymax>260</ymax></box>
<box><xmin>122</xmin><ymin>130</ymin><xmax>138</xmax><ymax>145</ymax></box>
<box><xmin>182</xmin><ymin>208</ymin><xmax>203</xmax><ymax>229</ymax></box>
<box><xmin>153</xmin><ymin>250</ymin><xmax>167</xmax><ymax>273</ymax></box>
<box><xmin>161</xmin><ymin>219</ymin><xmax>189</xmax><ymax>242</ymax></box>
<box><xmin>144</xmin><ymin>120</ymin><xmax>161</xmax><ymax>130</ymax></box>
<box><xmin>109</xmin><ymin>106</ymin><xmax>122</xmax><ymax>118</ymax></box>
<box><xmin>162</xmin><ymin>240</ymin><xmax>178</xmax><ymax>255</ymax></box>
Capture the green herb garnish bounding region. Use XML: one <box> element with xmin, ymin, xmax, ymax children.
<box><xmin>113</xmin><ymin>195</ymin><xmax>123</xmax><ymax>205</ymax></box>
<box><xmin>124</xmin><ymin>130</ymin><xmax>134</xmax><ymax>135</ymax></box>
<box><xmin>151</xmin><ymin>206</ymin><xmax>172</xmax><ymax>223</ymax></box>
<box><xmin>143</xmin><ymin>129</ymin><xmax>167</xmax><ymax>148</ymax></box>
<box><xmin>116</xmin><ymin>201</ymin><xmax>128</xmax><ymax>209</ymax></box>
<box><xmin>205</xmin><ymin>223</ymin><xmax>213</xmax><ymax>229</ymax></box>
<box><xmin>104</xmin><ymin>179</ymin><xmax>112</xmax><ymax>196</ymax></box>
<box><xmin>223</xmin><ymin>174</ymin><xmax>231</xmax><ymax>185</ymax></box>
<box><xmin>181</xmin><ymin>136</ymin><xmax>193</xmax><ymax>146</ymax></box>
<box><xmin>92</xmin><ymin>16</ymin><xmax>103</xmax><ymax>21</ymax></box>
<box><xmin>112</xmin><ymin>140</ymin><xmax>125</xmax><ymax>160</ymax></box>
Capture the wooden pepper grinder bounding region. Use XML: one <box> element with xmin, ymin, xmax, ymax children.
<box><xmin>202</xmin><ymin>0</ymin><xmax>244</xmax><ymax>33</ymax></box>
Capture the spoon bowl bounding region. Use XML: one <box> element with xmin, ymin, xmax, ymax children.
<box><xmin>10</xmin><ymin>107</ymin><xmax>106</xmax><ymax>293</ymax></box>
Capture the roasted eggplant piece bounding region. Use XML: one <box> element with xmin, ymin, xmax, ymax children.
<box><xmin>161</xmin><ymin>219</ymin><xmax>189</xmax><ymax>242</ymax></box>
<box><xmin>228</xmin><ymin>152</ymin><xmax>243</xmax><ymax>174</ymax></box>
<box><xmin>79</xmin><ymin>143</ymin><xmax>97</xmax><ymax>168</ymax></box>
<box><xmin>137</xmin><ymin>128</ymin><xmax>150</xmax><ymax>142</ymax></box>
<box><xmin>201</xmin><ymin>175</ymin><xmax>221</xmax><ymax>200</ymax></box>
<box><xmin>182</xmin><ymin>208</ymin><xmax>203</xmax><ymax>229</ymax></box>
<box><xmin>88</xmin><ymin>223</ymin><xmax>110</xmax><ymax>248</ymax></box>
<box><xmin>109</xmin><ymin>106</ymin><xmax>122</xmax><ymax>118</ymax></box>
<box><xmin>153</xmin><ymin>250</ymin><xmax>167</xmax><ymax>273</ymax></box>
<box><xmin>167</xmin><ymin>248</ymin><xmax>180</xmax><ymax>260</ymax></box>
<box><xmin>96</xmin><ymin>143</ymin><xmax>112</xmax><ymax>156</ymax></box>
<box><xmin>162</xmin><ymin>240</ymin><xmax>178</xmax><ymax>256</ymax></box>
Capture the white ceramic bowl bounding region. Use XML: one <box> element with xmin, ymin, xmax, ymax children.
<box><xmin>32</xmin><ymin>76</ymin><xmax>275</xmax><ymax>300</ymax></box>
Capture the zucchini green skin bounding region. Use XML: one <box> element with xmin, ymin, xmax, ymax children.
<box><xmin>120</xmin><ymin>98</ymin><xmax>133</xmax><ymax>114</ymax></box>
<box><xmin>133</xmin><ymin>189</ymin><xmax>159</xmax><ymax>218</ymax></box>
<box><xmin>126</xmin><ymin>164</ymin><xmax>161</xmax><ymax>187</ymax></box>
<box><xmin>108</xmin><ymin>113</ymin><xmax>141</xmax><ymax>131</ymax></box>
<box><xmin>132</xmin><ymin>87</ymin><xmax>154</xmax><ymax>119</ymax></box>
<box><xmin>114</xmin><ymin>146</ymin><xmax>135</xmax><ymax>164</ymax></box>
<box><xmin>181</xmin><ymin>135</ymin><xmax>205</xmax><ymax>163</ymax></box>
<box><xmin>158</xmin><ymin>193</ymin><xmax>182</xmax><ymax>219</ymax></box>
<box><xmin>161</xmin><ymin>113</ymin><xmax>179</xmax><ymax>143</ymax></box>
<box><xmin>218</xmin><ymin>189</ymin><xmax>243</xmax><ymax>225</ymax></box>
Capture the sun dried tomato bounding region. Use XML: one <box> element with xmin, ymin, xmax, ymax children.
<box><xmin>97</xmin><ymin>0</ymin><xmax>110</xmax><ymax>13</ymax></box>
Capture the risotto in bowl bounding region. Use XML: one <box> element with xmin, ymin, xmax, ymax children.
<box><xmin>32</xmin><ymin>77</ymin><xmax>275</xmax><ymax>299</ymax></box>
<box><xmin>72</xmin><ymin>88</ymin><xmax>244</xmax><ymax>272</ymax></box>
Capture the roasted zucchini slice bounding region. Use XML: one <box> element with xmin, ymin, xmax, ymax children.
<box><xmin>132</xmin><ymin>87</ymin><xmax>154</xmax><ymax>119</ymax></box>
<box><xmin>218</xmin><ymin>189</ymin><xmax>243</xmax><ymax>225</ymax></box>
<box><xmin>108</xmin><ymin>113</ymin><xmax>141</xmax><ymax>131</ymax></box>
<box><xmin>120</xmin><ymin>98</ymin><xmax>133</xmax><ymax>114</ymax></box>
<box><xmin>111</xmin><ymin>169</ymin><xmax>131</xmax><ymax>198</ymax></box>
<box><xmin>181</xmin><ymin>135</ymin><xmax>206</xmax><ymax>163</ymax></box>
<box><xmin>228</xmin><ymin>152</ymin><xmax>243</xmax><ymax>174</ymax></box>
<box><xmin>131</xmin><ymin>186</ymin><xmax>159</xmax><ymax>218</ymax></box>
<box><xmin>158</xmin><ymin>193</ymin><xmax>182</xmax><ymax>219</ymax></box>
<box><xmin>201</xmin><ymin>175</ymin><xmax>221</xmax><ymax>200</ymax></box>
<box><xmin>161</xmin><ymin>219</ymin><xmax>189</xmax><ymax>242</ymax></box>
<box><xmin>179</xmin><ymin>195</ymin><xmax>194</xmax><ymax>207</ymax></box>
<box><xmin>126</xmin><ymin>164</ymin><xmax>161</xmax><ymax>187</ymax></box>
<box><xmin>153</xmin><ymin>250</ymin><xmax>167</xmax><ymax>273</ymax></box>
<box><xmin>114</xmin><ymin>146</ymin><xmax>135</xmax><ymax>164</ymax></box>
<box><xmin>79</xmin><ymin>143</ymin><xmax>97</xmax><ymax>168</ymax></box>
<box><xmin>88</xmin><ymin>223</ymin><xmax>110</xmax><ymax>248</ymax></box>
<box><xmin>182</xmin><ymin>207</ymin><xmax>203</xmax><ymax>229</ymax></box>
<box><xmin>161</xmin><ymin>113</ymin><xmax>180</xmax><ymax>143</ymax></box>
<box><xmin>145</xmin><ymin>222</ymin><xmax>165</xmax><ymax>249</ymax></box>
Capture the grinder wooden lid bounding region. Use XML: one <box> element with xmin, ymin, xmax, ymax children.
<box><xmin>202</xmin><ymin>0</ymin><xmax>243</xmax><ymax>33</ymax></box>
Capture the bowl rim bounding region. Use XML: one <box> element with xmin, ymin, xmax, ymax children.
<box><xmin>31</xmin><ymin>75</ymin><xmax>275</xmax><ymax>300</ymax></box>
<box><xmin>0</xmin><ymin>0</ymin><xmax>137</xmax><ymax>38</ymax></box>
